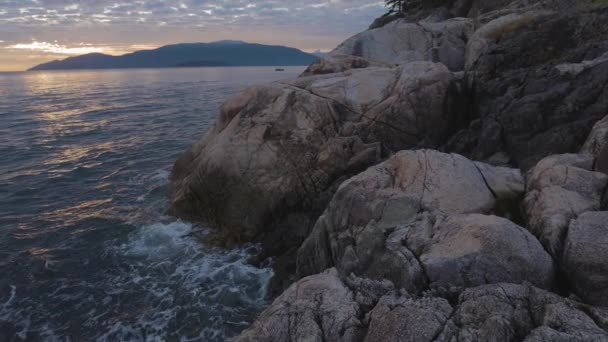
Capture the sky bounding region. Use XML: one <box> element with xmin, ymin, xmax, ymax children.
<box><xmin>0</xmin><ymin>0</ymin><xmax>386</xmax><ymax>71</ymax></box>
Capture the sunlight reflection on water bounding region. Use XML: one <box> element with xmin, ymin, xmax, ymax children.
<box><xmin>0</xmin><ymin>67</ymin><xmax>305</xmax><ymax>341</ymax></box>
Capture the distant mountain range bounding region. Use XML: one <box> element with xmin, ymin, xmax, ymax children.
<box><xmin>28</xmin><ymin>41</ymin><xmax>318</xmax><ymax>71</ymax></box>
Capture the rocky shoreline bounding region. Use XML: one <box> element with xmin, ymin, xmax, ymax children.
<box><xmin>170</xmin><ymin>0</ymin><xmax>608</xmax><ymax>340</ymax></box>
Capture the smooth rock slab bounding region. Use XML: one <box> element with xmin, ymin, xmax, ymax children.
<box><xmin>330</xmin><ymin>18</ymin><xmax>473</xmax><ymax>71</ymax></box>
<box><xmin>420</xmin><ymin>214</ymin><xmax>555</xmax><ymax>296</ymax></box>
<box><xmin>563</xmin><ymin>212</ymin><xmax>608</xmax><ymax>307</ymax></box>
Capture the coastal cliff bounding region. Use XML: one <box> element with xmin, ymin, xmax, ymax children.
<box><xmin>170</xmin><ymin>0</ymin><xmax>608</xmax><ymax>340</ymax></box>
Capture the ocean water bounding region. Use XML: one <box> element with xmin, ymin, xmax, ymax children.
<box><xmin>0</xmin><ymin>67</ymin><xmax>305</xmax><ymax>341</ymax></box>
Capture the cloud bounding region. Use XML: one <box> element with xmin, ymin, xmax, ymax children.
<box><xmin>7</xmin><ymin>41</ymin><xmax>107</xmax><ymax>55</ymax></box>
<box><xmin>0</xmin><ymin>1</ymin><xmax>385</xmax><ymax>33</ymax></box>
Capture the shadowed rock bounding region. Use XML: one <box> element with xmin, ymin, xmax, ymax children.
<box><xmin>583</xmin><ymin>114</ymin><xmax>608</xmax><ymax>175</ymax></box>
<box><xmin>582</xmin><ymin>115</ymin><xmax>608</xmax><ymax>158</ymax></box>
<box><xmin>563</xmin><ymin>212</ymin><xmax>608</xmax><ymax>306</ymax></box>
<box><xmin>446</xmin><ymin>9</ymin><xmax>608</xmax><ymax>168</ymax></box>
<box><xmin>524</xmin><ymin>154</ymin><xmax>608</xmax><ymax>258</ymax></box>
<box><xmin>438</xmin><ymin>283</ymin><xmax>608</xmax><ymax>341</ymax></box>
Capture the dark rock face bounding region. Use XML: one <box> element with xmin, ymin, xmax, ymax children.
<box><xmin>446</xmin><ymin>9</ymin><xmax>608</xmax><ymax>169</ymax></box>
<box><xmin>524</xmin><ymin>154</ymin><xmax>607</xmax><ymax>258</ymax></box>
<box><xmin>439</xmin><ymin>283</ymin><xmax>608</xmax><ymax>342</ymax></box>
<box><xmin>603</xmin><ymin>184</ymin><xmax>608</xmax><ymax>210</ymax></box>
<box><xmin>598</xmin><ymin>144</ymin><xmax>608</xmax><ymax>175</ymax></box>
<box><xmin>562</xmin><ymin>212</ymin><xmax>608</xmax><ymax>307</ymax></box>
<box><xmin>450</xmin><ymin>0</ymin><xmax>513</xmax><ymax>17</ymax></box>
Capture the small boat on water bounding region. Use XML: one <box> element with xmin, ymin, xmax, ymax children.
<box><xmin>275</xmin><ymin>68</ymin><xmax>285</xmax><ymax>71</ymax></box>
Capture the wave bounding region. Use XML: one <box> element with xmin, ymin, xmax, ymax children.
<box><xmin>93</xmin><ymin>221</ymin><xmax>273</xmax><ymax>341</ymax></box>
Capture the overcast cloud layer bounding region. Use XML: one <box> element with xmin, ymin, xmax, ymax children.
<box><xmin>0</xmin><ymin>0</ymin><xmax>386</xmax><ymax>70</ymax></box>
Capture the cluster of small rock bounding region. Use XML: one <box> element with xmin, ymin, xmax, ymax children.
<box><xmin>170</xmin><ymin>0</ymin><xmax>608</xmax><ymax>340</ymax></box>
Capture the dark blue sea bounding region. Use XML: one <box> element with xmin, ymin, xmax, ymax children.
<box><xmin>0</xmin><ymin>67</ymin><xmax>305</xmax><ymax>341</ymax></box>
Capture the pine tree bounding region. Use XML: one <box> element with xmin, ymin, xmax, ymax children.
<box><xmin>385</xmin><ymin>0</ymin><xmax>405</xmax><ymax>13</ymax></box>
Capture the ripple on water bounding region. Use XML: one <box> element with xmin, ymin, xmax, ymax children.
<box><xmin>96</xmin><ymin>221</ymin><xmax>274</xmax><ymax>341</ymax></box>
<box><xmin>0</xmin><ymin>67</ymin><xmax>306</xmax><ymax>341</ymax></box>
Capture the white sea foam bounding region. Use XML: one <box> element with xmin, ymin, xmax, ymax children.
<box><xmin>92</xmin><ymin>221</ymin><xmax>274</xmax><ymax>341</ymax></box>
<box><xmin>118</xmin><ymin>221</ymin><xmax>195</xmax><ymax>258</ymax></box>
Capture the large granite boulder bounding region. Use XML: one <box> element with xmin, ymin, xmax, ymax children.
<box><xmin>562</xmin><ymin>212</ymin><xmax>608</xmax><ymax>307</ymax></box>
<box><xmin>170</xmin><ymin>63</ymin><xmax>464</xmax><ymax>262</ymax></box>
<box><xmin>296</xmin><ymin>150</ymin><xmax>550</xmax><ymax>296</ymax></box>
<box><xmin>421</xmin><ymin>214</ymin><xmax>554</xmax><ymax>296</ymax></box>
<box><xmin>234</xmin><ymin>268</ymin><xmax>363</xmax><ymax>342</ymax></box>
<box><xmin>446</xmin><ymin>9</ymin><xmax>608</xmax><ymax>169</ymax></box>
<box><xmin>296</xmin><ymin>149</ymin><xmax>499</xmax><ymax>281</ymax></box>
<box><xmin>329</xmin><ymin>18</ymin><xmax>473</xmax><ymax>71</ymax></box>
<box><xmin>524</xmin><ymin>154</ymin><xmax>608</xmax><ymax>258</ymax></box>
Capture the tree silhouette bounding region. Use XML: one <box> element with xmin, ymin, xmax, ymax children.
<box><xmin>385</xmin><ymin>0</ymin><xmax>406</xmax><ymax>13</ymax></box>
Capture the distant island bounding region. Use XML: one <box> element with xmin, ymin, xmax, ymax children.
<box><xmin>28</xmin><ymin>40</ymin><xmax>318</xmax><ymax>71</ymax></box>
